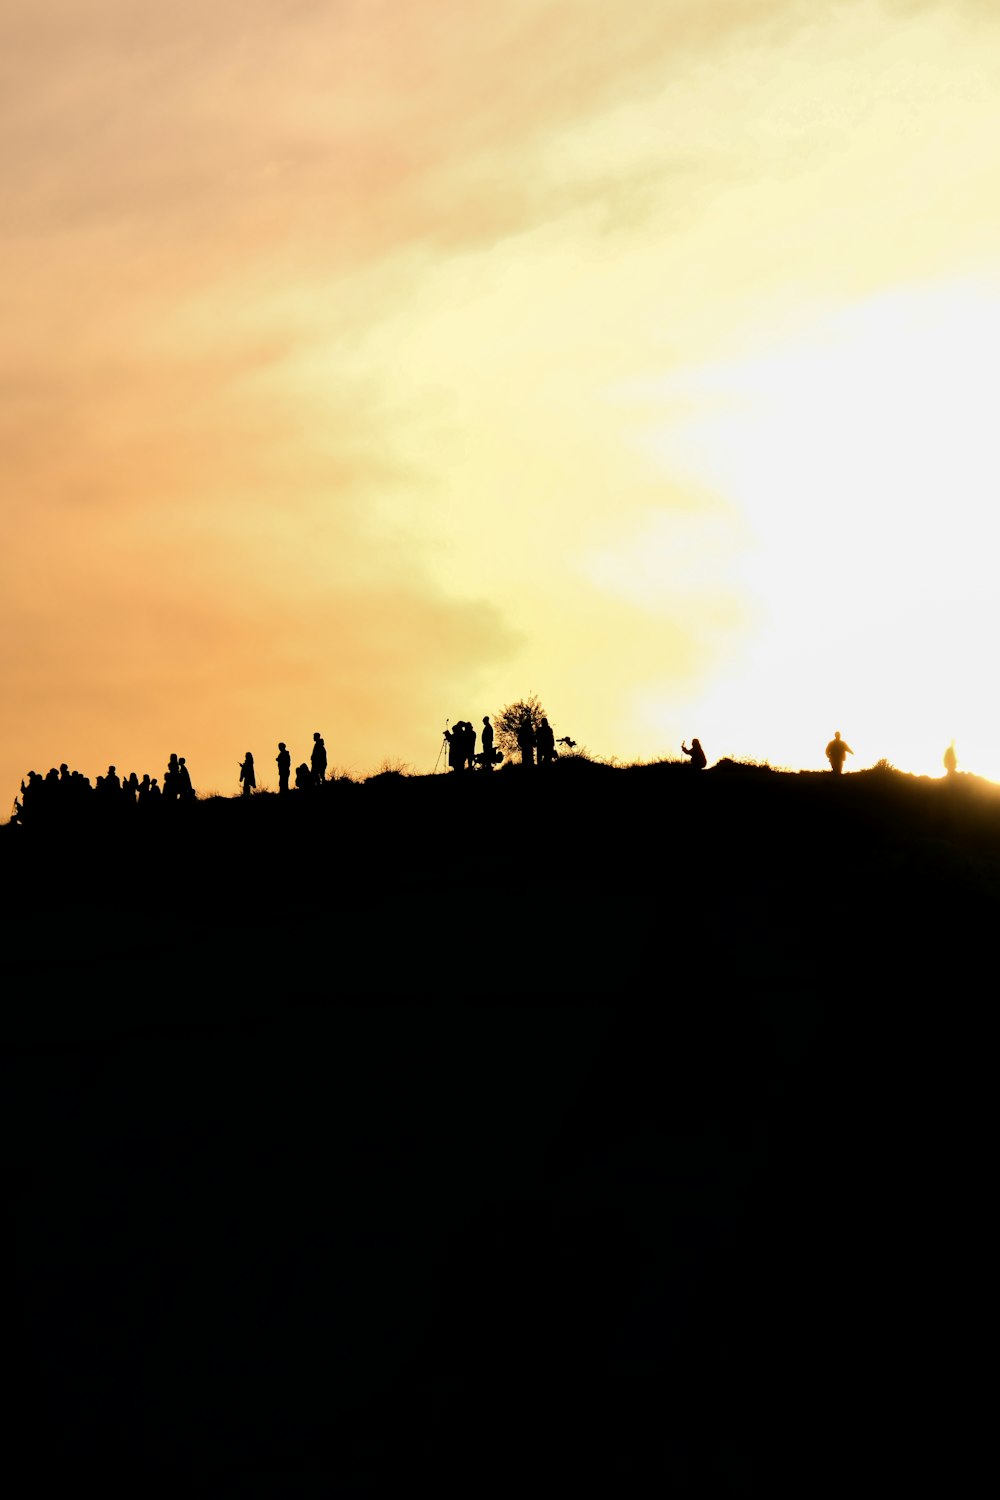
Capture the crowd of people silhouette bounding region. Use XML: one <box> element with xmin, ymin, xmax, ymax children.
<box><xmin>12</xmin><ymin>731</ymin><xmax>333</xmax><ymax>829</ymax></box>
<box><xmin>15</xmin><ymin>754</ymin><xmax>201</xmax><ymax>827</ymax></box>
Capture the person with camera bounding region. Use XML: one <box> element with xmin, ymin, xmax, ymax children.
<box><xmin>445</xmin><ymin>720</ymin><xmax>470</xmax><ymax>772</ymax></box>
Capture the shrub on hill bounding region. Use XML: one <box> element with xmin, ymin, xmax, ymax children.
<box><xmin>492</xmin><ymin>694</ymin><xmax>548</xmax><ymax>762</ymax></box>
<box><xmin>711</xmin><ymin>757</ymin><xmax>777</xmax><ymax>775</ymax></box>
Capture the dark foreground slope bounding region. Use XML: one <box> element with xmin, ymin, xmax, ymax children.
<box><xmin>1</xmin><ymin>762</ymin><xmax>996</xmax><ymax>1493</ymax></box>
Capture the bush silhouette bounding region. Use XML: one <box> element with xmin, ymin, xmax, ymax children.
<box><xmin>493</xmin><ymin>693</ymin><xmax>548</xmax><ymax>764</ymax></box>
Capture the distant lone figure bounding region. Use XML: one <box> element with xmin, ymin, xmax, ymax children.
<box><xmin>276</xmin><ymin>741</ymin><xmax>291</xmax><ymax>794</ymax></box>
<box><xmin>943</xmin><ymin>741</ymin><xmax>958</xmax><ymax>777</ymax></box>
<box><xmin>239</xmin><ymin>752</ymin><xmax>256</xmax><ymax>796</ymax></box>
<box><xmin>825</xmin><ymin>732</ymin><xmax>853</xmax><ymax>774</ymax></box>
<box><xmin>681</xmin><ymin>738</ymin><xmax>707</xmax><ymax>770</ymax></box>
<box><xmin>311</xmin><ymin>731</ymin><xmax>328</xmax><ymax>785</ymax></box>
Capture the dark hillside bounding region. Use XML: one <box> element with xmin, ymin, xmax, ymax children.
<box><xmin>1</xmin><ymin>763</ymin><xmax>995</xmax><ymax>1492</ymax></box>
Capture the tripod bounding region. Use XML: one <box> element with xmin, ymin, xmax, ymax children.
<box><xmin>434</xmin><ymin>722</ymin><xmax>450</xmax><ymax>774</ymax></box>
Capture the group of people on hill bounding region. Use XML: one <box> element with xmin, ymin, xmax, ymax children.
<box><xmin>13</xmin><ymin>731</ymin><xmax>333</xmax><ymax>828</ymax></box>
<box><xmin>443</xmin><ymin>713</ymin><xmax>566</xmax><ymax>771</ymax></box>
<box><xmin>444</xmin><ymin>717</ymin><xmax>501</xmax><ymax>771</ymax></box>
<box><xmin>14</xmin><ymin>753</ymin><xmax>198</xmax><ymax>828</ymax></box>
<box><xmin>239</xmin><ymin>732</ymin><xmax>328</xmax><ymax>796</ymax></box>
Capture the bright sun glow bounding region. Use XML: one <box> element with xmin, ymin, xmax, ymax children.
<box><xmin>642</xmin><ymin>281</ymin><xmax>1000</xmax><ymax>778</ymax></box>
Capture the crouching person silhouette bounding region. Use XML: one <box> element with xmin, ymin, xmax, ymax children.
<box><xmin>681</xmin><ymin>738</ymin><xmax>707</xmax><ymax>770</ymax></box>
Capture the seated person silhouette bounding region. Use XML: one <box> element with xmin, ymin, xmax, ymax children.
<box><xmin>943</xmin><ymin>742</ymin><xmax>958</xmax><ymax>776</ymax></box>
<box><xmin>825</xmin><ymin>731</ymin><xmax>853</xmax><ymax>774</ymax></box>
<box><xmin>681</xmin><ymin>738</ymin><xmax>707</xmax><ymax>770</ymax></box>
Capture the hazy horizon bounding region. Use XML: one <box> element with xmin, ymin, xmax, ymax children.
<box><xmin>5</xmin><ymin>1</ymin><xmax>1000</xmax><ymax>818</ymax></box>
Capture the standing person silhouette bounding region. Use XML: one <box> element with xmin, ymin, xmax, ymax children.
<box><xmin>536</xmin><ymin>717</ymin><xmax>556</xmax><ymax>767</ymax></box>
<box><xmin>480</xmin><ymin>715</ymin><xmax>495</xmax><ymax>769</ymax></box>
<box><xmin>462</xmin><ymin>720</ymin><xmax>477</xmax><ymax>770</ymax></box>
<box><xmin>943</xmin><ymin>741</ymin><xmax>958</xmax><ymax>776</ymax></box>
<box><xmin>825</xmin><ymin>731</ymin><xmax>853</xmax><ymax>774</ymax></box>
<box><xmin>517</xmin><ymin>713</ymin><xmax>535</xmax><ymax>768</ymax></box>
<box><xmin>239</xmin><ymin>752</ymin><xmax>256</xmax><ymax>796</ymax></box>
<box><xmin>163</xmin><ymin>753</ymin><xmax>180</xmax><ymax>802</ymax></box>
<box><xmin>276</xmin><ymin>742</ymin><xmax>291</xmax><ymax>794</ymax></box>
<box><xmin>681</xmin><ymin>738</ymin><xmax>707</xmax><ymax>770</ymax></box>
<box><xmin>444</xmin><ymin>720</ymin><xmax>471</xmax><ymax>772</ymax></box>
<box><xmin>311</xmin><ymin>731</ymin><xmax>328</xmax><ymax>786</ymax></box>
<box><xmin>178</xmin><ymin>757</ymin><xmax>195</xmax><ymax>800</ymax></box>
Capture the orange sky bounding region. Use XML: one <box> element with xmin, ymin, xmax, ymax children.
<box><xmin>5</xmin><ymin>0</ymin><xmax>1000</xmax><ymax>812</ymax></box>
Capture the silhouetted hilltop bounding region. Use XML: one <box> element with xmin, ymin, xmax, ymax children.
<box><xmin>4</xmin><ymin>758</ymin><xmax>999</xmax><ymax>1010</ymax></box>
<box><xmin>1</xmin><ymin>759</ymin><xmax>993</xmax><ymax>1491</ymax></box>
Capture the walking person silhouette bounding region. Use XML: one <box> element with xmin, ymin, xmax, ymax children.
<box><xmin>825</xmin><ymin>731</ymin><xmax>853</xmax><ymax>774</ymax></box>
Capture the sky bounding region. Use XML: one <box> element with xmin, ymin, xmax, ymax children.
<box><xmin>4</xmin><ymin>0</ymin><xmax>1000</xmax><ymax>810</ymax></box>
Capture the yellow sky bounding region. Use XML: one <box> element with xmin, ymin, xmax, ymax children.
<box><xmin>4</xmin><ymin>0</ymin><xmax>1000</xmax><ymax>811</ymax></box>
